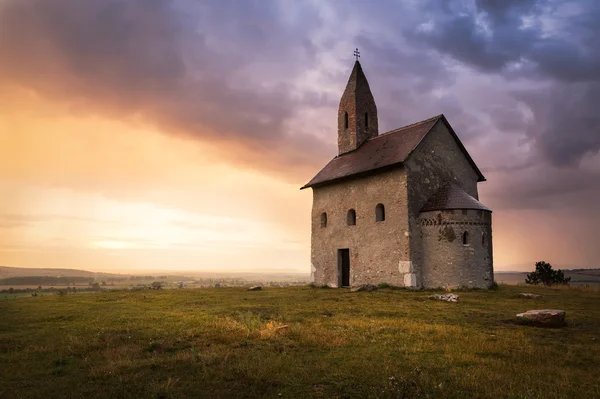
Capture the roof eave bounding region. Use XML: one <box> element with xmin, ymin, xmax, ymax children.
<box><xmin>300</xmin><ymin>162</ymin><xmax>405</xmax><ymax>190</ymax></box>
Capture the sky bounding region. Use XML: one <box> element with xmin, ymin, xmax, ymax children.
<box><xmin>0</xmin><ymin>0</ymin><xmax>599</xmax><ymax>273</ymax></box>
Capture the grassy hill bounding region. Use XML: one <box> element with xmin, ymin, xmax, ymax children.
<box><xmin>1</xmin><ymin>285</ymin><xmax>599</xmax><ymax>398</ymax></box>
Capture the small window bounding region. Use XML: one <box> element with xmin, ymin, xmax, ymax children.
<box><xmin>365</xmin><ymin>112</ymin><xmax>369</xmax><ymax>128</ymax></box>
<box><xmin>347</xmin><ymin>209</ymin><xmax>356</xmax><ymax>226</ymax></box>
<box><xmin>481</xmin><ymin>233</ymin><xmax>485</xmax><ymax>246</ymax></box>
<box><xmin>375</xmin><ymin>203</ymin><xmax>385</xmax><ymax>222</ymax></box>
<box><xmin>462</xmin><ymin>231</ymin><xmax>469</xmax><ymax>245</ymax></box>
<box><xmin>344</xmin><ymin>112</ymin><xmax>349</xmax><ymax>129</ymax></box>
<box><xmin>321</xmin><ymin>212</ymin><xmax>327</xmax><ymax>228</ymax></box>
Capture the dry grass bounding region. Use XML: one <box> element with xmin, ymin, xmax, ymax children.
<box><xmin>1</xmin><ymin>285</ymin><xmax>599</xmax><ymax>398</ymax></box>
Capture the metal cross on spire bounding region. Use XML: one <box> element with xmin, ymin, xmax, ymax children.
<box><xmin>354</xmin><ymin>48</ymin><xmax>360</xmax><ymax>61</ymax></box>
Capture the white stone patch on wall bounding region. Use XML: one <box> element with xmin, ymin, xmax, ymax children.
<box><xmin>310</xmin><ymin>263</ymin><xmax>316</xmax><ymax>282</ymax></box>
<box><xmin>404</xmin><ymin>273</ymin><xmax>417</xmax><ymax>287</ymax></box>
<box><xmin>398</xmin><ymin>261</ymin><xmax>412</xmax><ymax>273</ymax></box>
<box><xmin>404</xmin><ymin>231</ymin><xmax>409</xmax><ymax>237</ymax></box>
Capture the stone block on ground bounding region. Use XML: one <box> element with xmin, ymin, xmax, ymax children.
<box><xmin>351</xmin><ymin>284</ymin><xmax>377</xmax><ymax>292</ymax></box>
<box><xmin>428</xmin><ymin>294</ymin><xmax>459</xmax><ymax>302</ymax></box>
<box><xmin>247</xmin><ymin>286</ymin><xmax>262</xmax><ymax>291</ymax></box>
<box><xmin>516</xmin><ymin>309</ymin><xmax>566</xmax><ymax>327</ymax></box>
<box><xmin>519</xmin><ymin>293</ymin><xmax>542</xmax><ymax>299</ymax></box>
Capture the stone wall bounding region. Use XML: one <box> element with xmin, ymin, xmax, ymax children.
<box><xmin>310</xmin><ymin>168</ymin><xmax>411</xmax><ymax>287</ymax></box>
<box><xmin>404</xmin><ymin>120</ymin><xmax>484</xmax><ymax>287</ymax></box>
<box><xmin>419</xmin><ymin>209</ymin><xmax>494</xmax><ymax>288</ymax></box>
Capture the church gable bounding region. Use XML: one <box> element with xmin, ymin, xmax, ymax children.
<box><xmin>418</xmin><ymin>116</ymin><xmax>485</xmax><ymax>182</ymax></box>
<box><xmin>404</xmin><ymin>117</ymin><xmax>485</xmax><ymax>219</ymax></box>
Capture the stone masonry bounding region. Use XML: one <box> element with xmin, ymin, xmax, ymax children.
<box><xmin>310</xmin><ymin>167</ymin><xmax>411</xmax><ymax>287</ymax></box>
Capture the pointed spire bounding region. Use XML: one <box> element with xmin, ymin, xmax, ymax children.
<box><xmin>337</xmin><ymin>60</ymin><xmax>378</xmax><ymax>155</ymax></box>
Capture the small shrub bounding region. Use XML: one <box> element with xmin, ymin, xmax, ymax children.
<box><xmin>526</xmin><ymin>261</ymin><xmax>571</xmax><ymax>286</ymax></box>
<box><xmin>377</xmin><ymin>283</ymin><xmax>392</xmax><ymax>289</ymax></box>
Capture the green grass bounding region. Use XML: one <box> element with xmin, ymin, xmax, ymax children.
<box><xmin>1</xmin><ymin>285</ymin><xmax>599</xmax><ymax>398</ymax></box>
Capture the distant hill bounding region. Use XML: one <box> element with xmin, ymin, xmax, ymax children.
<box><xmin>495</xmin><ymin>269</ymin><xmax>600</xmax><ymax>285</ymax></box>
<box><xmin>0</xmin><ymin>266</ymin><xmax>121</xmax><ymax>279</ymax></box>
<box><xmin>0</xmin><ymin>266</ymin><xmax>311</xmax><ymax>286</ymax></box>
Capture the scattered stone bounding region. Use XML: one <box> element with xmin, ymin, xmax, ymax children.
<box><xmin>351</xmin><ymin>284</ymin><xmax>377</xmax><ymax>292</ymax></box>
<box><xmin>516</xmin><ymin>309</ymin><xmax>566</xmax><ymax>327</ymax></box>
<box><xmin>247</xmin><ymin>286</ymin><xmax>262</xmax><ymax>291</ymax></box>
<box><xmin>428</xmin><ymin>294</ymin><xmax>459</xmax><ymax>302</ymax></box>
<box><xmin>519</xmin><ymin>293</ymin><xmax>542</xmax><ymax>299</ymax></box>
<box><xmin>275</xmin><ymin>325</ymin><xmax>289</xmax><ymax>333</ymax></box>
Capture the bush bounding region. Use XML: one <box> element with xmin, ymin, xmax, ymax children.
<box><xmin>526</xmin><ymin>261</ymin><xmax>571</xmax><ymax>286</ymax></box>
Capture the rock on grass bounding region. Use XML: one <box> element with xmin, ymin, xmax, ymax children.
<box><xmin>351</xmin><ymin>284</ymin><xmax>377</xmax><ymax>292</ymax></box>
<box><xmin>516</xmin><ymin>309</ymin><xmax>566</xmax><ymax>327</ymax></box>
<box><xmin>428</xmin><ymin>294</ymin><xmax>459</xmax><ymax>302</ymax></box>
<box><xmin>519</xmin><ymin>293</ymin><xmax>542</xmax><ymax>299</ymax></box>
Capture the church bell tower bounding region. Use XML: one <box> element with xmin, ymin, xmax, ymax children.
<box><xmin>338</xmin><ymin>51</ymin><xmax>378</xmax><ymax>155</ymax></box>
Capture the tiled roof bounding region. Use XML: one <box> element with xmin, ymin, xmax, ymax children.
<box><xmin>420</xmin><ymin>183</ymin><xmax>491</xmax><ymax>212</ymax></box>
<box><xmin>301</xmin><ymin>114</ymin><xmax>485</xmax><ymax>189</ymax></box>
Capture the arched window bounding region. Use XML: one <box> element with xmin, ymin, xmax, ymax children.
<box><xmin>375</xmin><ymin>203</ymin><xmax>385</xmax><ymax>222</ymax></box>
<box><xmin>347</xmin><ymin>209</ymin><xmax>356</xmax><ymax>226</ymax></box>
<box><xmin>462</xmin><ymin>231</ymin><xmax>469</xmax><ymax>245</ymax></box>
<box><xmin>365</xmin><ymin>112</ymin><xmax>369</xmax><ymax>128</ymax></box>
<box><xmin>344</xmin><ymin>112</ymin><xmax>349</xmax><ymax>129</ymax></box>
<box><xmin>320</xmin><ymin>212</ymin><xmax>327</xmax><ymax>228</ymax></box>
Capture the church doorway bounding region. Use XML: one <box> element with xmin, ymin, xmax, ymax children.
<box><xmin>338</xmin><ymin>249</ymin><xmax>350</xmax><ymax>287</ymax></box>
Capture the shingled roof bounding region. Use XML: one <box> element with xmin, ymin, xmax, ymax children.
<box><xmin>421</xmin><ymin>183</ymin><xmax>491</xmax><ymax>212</ymax></box>
<box><xmin>301</xmin><ymin>114</ymin><xmax>485</xmax><ymax>189</ymax></box>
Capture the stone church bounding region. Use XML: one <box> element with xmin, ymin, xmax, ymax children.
<box><xmin>301</xmin><ymin>60</ymin><xmax>494</xmax><ymax>289</ymax></box>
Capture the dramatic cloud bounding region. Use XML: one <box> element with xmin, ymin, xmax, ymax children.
<box><xmin>411</xmin><ymin>0</ymin><xmax>600</xmax><ymax>168</ymax></box>
<box><xmin>0</xmin><ymin>0</ymin><xmax>331</xmax><ymax>178</ymax></box>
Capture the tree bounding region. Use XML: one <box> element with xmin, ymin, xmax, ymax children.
<box><xmin>526</xmin><ymin>261</ymin><xmax>571</xmax><ymax>286</ymax></box>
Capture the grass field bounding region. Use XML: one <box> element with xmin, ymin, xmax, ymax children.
<box><xmin>1</xmin><ymin>285</ymin><xmax>599</xmax><ymax>399</ymax></box>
